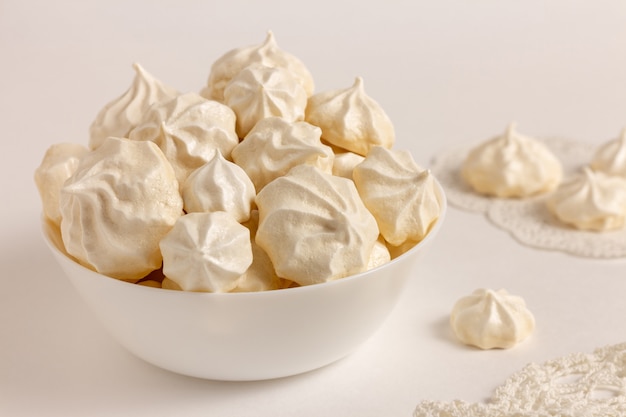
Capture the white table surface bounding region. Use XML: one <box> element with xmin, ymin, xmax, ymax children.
<box><xmin>2</xmin><ymin>1</ymin><xmax>626</xmax><ymax>416</ymax></box>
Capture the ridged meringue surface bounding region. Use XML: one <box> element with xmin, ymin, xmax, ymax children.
<box><xmin>159</xmin><ymin>212</ymin><xmax>253</xmax><ymax>293</ymax></box>
<box><xmin>203</xmin><ymin>31</ymin><xmax>314</xmax><ymax>102</ymax></box>
<box><xmin>353</xmin><ymin>146</ymin><xmax>442</xmax><ymax>246</ymax></box>
<box><xmin>450</xmin><ymin>288</ymin><xmax>535</xmax><ymax>350</ymax></box>
<box><xmin>224</xmin><ymin>65</ymin><xmax>307</xmax><ymax>138</ymax></box>
<box><xmin>462</xmin><ymin>124</ymin><xmax>562</xmax><ymax>197</ymax></box>
<box><xmin>305</xmin><ymin>77</ymin><xmax>395</xmax><ymax>156</ymax></box>
<box><xmin>590</xmin><ymin>128</ymin><xmax>626</xmax><ymax>177</ymax></box>
<box><xmin>59</xmin><ymin>137</ymin><xmax>183</xmax><ymax>281</ymax></box>
<box><xmin>129</xmin><ymin>92</ymin><xmax>239</xmax><ymax>185</ymax></box>
<box><xmin>332</xmin><ymin>150</ymin><xmax>365</xmax><ymax>180</ymax></box>
<box><xmin>255</xmin><ymin>165</ymin><xmax>379</xmax><ymax>286</ymax></box>
<box><xmin>89</xmin><ymin>63</ymin><xmax>179</xmax><ymax>149</ymax></box>
<box><xmin>34</xmin><ymin>142</ymin><xmax>88</xmax><ymax>225</ymax></box>
<box><xmin>231</xmin><ymin>117</ymin><xmax>334</xmax><ymax>191</ymax></box>
<box><xmin>547</xmin><ymin>167</ymin><xmax>626</xmax><ymax>231</ymax></box>
<box><xmin>182</xmin><ymin>151</ymin><xmax>255</xmax><ymax>223</ymax></box>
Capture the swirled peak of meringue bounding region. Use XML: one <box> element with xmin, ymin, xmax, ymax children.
<box><xmin>450</xmin><ymin>288</ymin><xmax>535</xmax><ymax>350</ymax></box>
<box><xmin>159</xmin><ymin>212</ymin><xmax>253</xmax><ymax>293</ymax></box>
<box><xmin>203</xmin><ymin>31</ymin><xmax>314</xmax><ymax>102</ymax></box>
<box><xmin>59</xmin><ymin>137</ymin><xmax>183</xmax><ymax>281</ymax></box>
<box><xmin>182</xmin><ymin>151</ymin><xmax>255</xmax><ymax>223</ymax></box>
<box><xmin>255</xmin><ymin>165</ymin><xmax>379</xmax><ymax>286</ymax></box>
<box><xmin>461</xmin><ymin>123</ymin><xmax>562</xmax><ymax>198</ymax></box>
<box><xmin>34</xmin><ymin>142</ymin><xmax>88</xmax><ymax>225</ymax></box>
<box><xmin>590</xmin><ymin>128</ymin><xmax>626</xmax><ymax>177</ymax></box>
<box><xmin>353</xmin><ymin>146</ymin><xmax>442</xmax><ymax>247</ymax></box>
<box><xmin>224</xmin><ymin>65</ymin><xmax>308</xmax><ymax>138</ymax></box>
<box><xmin>305</xmin><ymin>77</ymin><xmax>395</xmax><ymax>156</ymax></box>
<box><xmin>231</xmin><ymin>117</ymin><xmax>334</xmax><ymax>191</ymax></box>
<box><xmin>547</xmin><ymin>167</ymin><xmax>626</xmax><ymax>231</ymax></box>
<box><xmin>128</xmin><ymin>92</ymin><xmax>239</xmax><ymax>185</ymax></box>
<box><xmin>89</xmin><ymin>63</ymin><xmax>179</xmax><ymax>150</ymax></box>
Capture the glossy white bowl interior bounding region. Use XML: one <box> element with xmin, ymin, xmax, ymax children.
<box><xmin>42</xmin><ymin>182</ymin><xmax>446</xmax><ymax>381</ymax></box>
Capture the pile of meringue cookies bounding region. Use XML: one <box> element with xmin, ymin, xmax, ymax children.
<box><xmin>462</xmin><ymin>123</ymin><xmax>626</xmax><ymax>232</ymax></box>
<box><xmin>34</xmin><ymin>31</ymin><xmax>443</xmax><ymax>293</ymax></box>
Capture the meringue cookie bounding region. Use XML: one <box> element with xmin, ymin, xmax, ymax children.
<box><xmin>367</xmin><ymin>237</ymin><xmax>391</xmax><ymax>270</ymax></box>
<box><xmin>89</xmin><ymin>63</ymin><xmax>179</xmax><ymax>149</ymax></box>
<box><xmin>547</xmin><ymin>167</ymin><xmax>626</xmax><ymax>231</ymax></box>
<box><xmin>461</xmin><ymin>123</ymin><xmax>562</xmax><ymax>198</ymax></box>
<box><xmin>255</xmin><ymin>165</ymin><xmax>379</xmax><ymax>286</ymax></box>
<box><xmin>590</xmin><ymin>128</ymin><xmax>626</xmax><ymax>177</ymax></box>
<box><xmin>182</xmin><ymin>151</ymin><xmax>255</xmax><ymax>223</ymax></box>
<box><xmin>231</xmin><ymin>117</ymin><xmax>334</xmax><ymax>190</ymax></box>
<box><xmin>129</xmin><ymin>92</ymin><xmax>239</xmax><ymax>185</ymax></box>
<box><xmin>305</xmin><ymin>77</ymin><xmax>395</xmax><ymax>156</ymax></box>
<box><xmin>160</xmin><ymin>212</ymin><xmax>253</xmax><ymax>292</ymax></box>
<box><xmin>34</xmin><ymin>142</ymin><xmax>88</xmax><ymax>225</ymax></box>
<box><xmin>332</xmin><ymin>150</ymin><xmax>365</xmax><ymax>180</ymax></box>
<box><xmin>353</xmin><ymin>146</ymin><xmax>442</xmax><ymax>246</ymax></box>
<box><xmin>203</xmin><ymin>31</ymin><xmax>314</xmax><ymax>102</ymax></box>
<box><xmin>224</xmin><ymin>65</ymin><xmax>308</xmax><ymax>138</ymax></box>
<box><xmin>59</xmin><ymin>137</ymin><xmax>183</xmax><ymax>281</ymax></box>
<box><xmin>450</xmin><ymin>288</ymin><xmax>535</xmax><ymax>350</ymax></box>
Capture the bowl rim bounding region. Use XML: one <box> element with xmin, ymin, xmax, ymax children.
<box><xmin>43</xmin><ymin>178</ymin><xmax>447</xmax><ymax>299</ymax></box>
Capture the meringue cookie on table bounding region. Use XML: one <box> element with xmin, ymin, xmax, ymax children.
<box><xmin>159</xmin><ymin>212</ymin><xmax>253</xmax><ymax>293</ymax></box>
<box><xmin>182</xmin><ymin>151</ymin><xmax>256</xmax><ymax>223</ymax></box>
<box><xmin>255</xmin><ymin>165</ymin><xmax>379</xmax><ymax>286</ymax></box>
<box><xmin>223</xmin><ymin>65</ymin><xmax>308</xmax><ymax>138</ymax></box>
<box><xmin>202</xmin><ymin>30</ymin><xmax>315</xmax><ymax>103</ymax></box>
<box><xmin>305</xmin><ymin>77</ymin><xmax>395</xmax><ymax>156</ymax></box>
<box><xmin>34</xmin><ymin>142</ymin><xmax>88</xmax><ymax>225</ymax></box>
<box><xmin>231</xmin><ymin>117</ymin><xmax>334</xmax><ymax>191</ymax></box>
<box><xmin>59</xmin><ymin>137</ymin><xmax>183</xmax><ymax>281</ymax></box>
<box><xmin>129</xmin><ymin>92</ymin><xmax>239</xmax><ymax>185</ymax></box>
<box><xmin>590</xmin><ymin>128</ymin><xmax>626</xmax><ymax>177</ymax></box>
<box><xmin>89</xmin><ymin>63</ymin><xmax>179</xmax><ymax>150</ymax></box>
<box><xmin>450</xmin><ymin>288</ymin><xmax>535</xmax><ymax>350</ymax></box>
<box><xmin>461</xmin><ymin>123</ymin><xmax>562</xmax><ymax>198</ymax></box>
<box><xmin>353</xmin><ymin>146</ymin><xmax>442</xmax><ymax>247</ymax></box>
<box><xmin>547</xmin><ymin>167</ymin><xmax>626</xmax><ymax>231</ymax></box>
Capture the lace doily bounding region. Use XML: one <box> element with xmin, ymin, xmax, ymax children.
<box><xmin>430</xmin><ymin>138</ymin><xmax>626</xmax><ymax>258</ymax></box>
<box><xmin>413</xmin><ymin>342</ymin><xmax>626</xmax><ymax>417</ymax></box>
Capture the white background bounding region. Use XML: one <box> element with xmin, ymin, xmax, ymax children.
<box><xmin>2</xmin><ymin>1</ymin><xmax>626</xmax><ymax>416</ymax></box>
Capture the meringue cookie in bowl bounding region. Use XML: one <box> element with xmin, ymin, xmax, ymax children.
<box><xmin>547</xmin><ymin>167</ymin><xmax>626</xmax><ymax>231</ymax></box>
<box><xmin>202</xmin><ymin>30</ymin><xmax>315</xmax><ymax>102</ymax></box>
<box><xmin>89</xmin><ymin>63</ymin><xmax>179</xmax><ymax>150</ymax></box>
<box><xmin>461</xmin><ymin>123</ymin><xmax>562</xmax><ymax>198</ymax></box>
<box><xmin>232</xmin><ymin>117</ymin><xmax>334</xmax><ymax>191</ymax></box>
<box><xmin>450</xmin><ymin>288</ymin><xmax>535</xmax><ymax>350</ymax></box>
<box><xmin>590</xmin><ymin>128</ymin><xmax>626</xmax><ymax>177</ymax></box>
<box><xmin>59</xmin><ymin>137</ymin><xmax>183</xmax><ymax>281</ymax></box>
<box><xmin>305</xmin><ymin>77</ymin><xmax>395</xmax><ymax>156</ymax></box>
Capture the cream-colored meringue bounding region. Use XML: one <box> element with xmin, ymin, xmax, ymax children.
<box><xmin>59</xmin><ymin>137</ymin><xmax>183</xmax><ymax>281</ymax></box>
<box><xmin>231</xmin><ymin>117</ymin><xmax>334</xmax><ymax>191</ymax></box>
<box><xmin>461</xmin><ymin>123</ymin><xmax>562</xmax><ymax>198</ymax></box>
<box><xmin>332</xmin><ymin>150</ymin><xmax>365</xmax><ymax>180</ymax></box>
<box><xmin>202</xmin><ymin>31</ymin><xmax>314</xmax><ymax>102</ymax></box>
<box><xmin>353</xmin><ymin>146</ymin><xmax>442</xmax><ymax>246</ymax></box>
<box><xmin>128</xmin><ymin>92</ymin><xmax>239</xmax><ymax>185</ymax></box>
<box><xmin>182</xmin><ymin>151</ymin><xmax>255</xmax><ymax>223</ymax></box>
<box><xmin>89</xmin><ymin>63</ymin><xmax>179</xmax><ymax>149</ymax></box>
<box><xmin>367</xmin><ymin>237</ymin><xmax>391</xmax><ymax>270</ymax></box>
<box><xmin>450</xmin><ymin>288</ymin><xmax>535</xmax><ymax>350</ymax></box>
<box><xmin>590</xmin><ymin>128</ymin><xmax>626</xmax><ymax>177</ymax></box>
<box><xmin>223</xmin><ymin>65</ymin><xmax>307</xmax><ymax>138</ymax></box>
<box><xmin>159</xmin><ymin>212</ymin><xmax>253</xmax><ymax>292</ymax></box>
<box><xmin>255</xmin><ymin>165</ymin><xmax>379</xmax><ymax>286</ymax></box>
<box><xmin>305</xmin><ymin>77</ymin><xmax>395</xmax><ymax>156</ymax></box>
<box><xmin>547</xmin><ymin>167</ymin><xmax>626</xmax><ymax>231</ymax></box>
<box><xmin>34</xmin><ymin>142</ymin><xmax>88</xmax><ymax>225</ymax></box>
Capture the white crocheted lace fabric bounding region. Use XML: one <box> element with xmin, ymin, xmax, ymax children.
<box><xmin>430</xmin><ymin>138</ymin><xmax>626</xmax><ymax>258</ymax></box>
<box><xmin>413</xmin><ymin>342</ymin><xmax>626</xmax><ymax>417</ymax></box>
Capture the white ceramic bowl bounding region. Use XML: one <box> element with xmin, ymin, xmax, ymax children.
<box><xmin>42</xmin><ymin>182</ymin><xmax>446</xmax><ymax>381</ymax></box>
